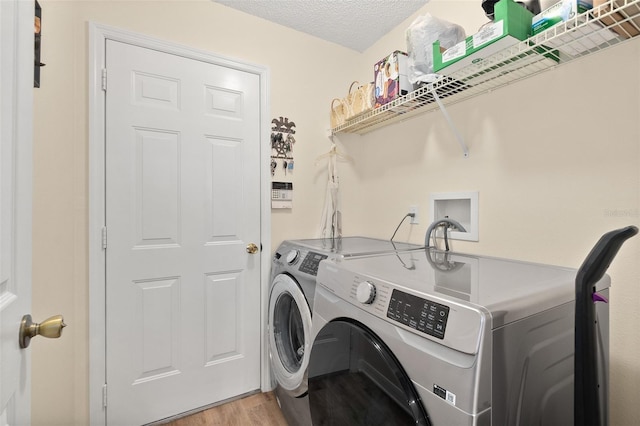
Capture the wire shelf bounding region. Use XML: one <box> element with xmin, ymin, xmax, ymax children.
<box><xmin>332</xmin><ymin>0</ymin><xmax>640</xmax><ymax>135</ymax></box>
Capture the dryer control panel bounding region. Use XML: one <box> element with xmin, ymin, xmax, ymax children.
<box><xmin>318</xmin><ymin>262</ymin><xmax>485</xmax><ymax>355</ymax></box>
<box><xmin>387</xmin><ymin>289</ymin><xmax>450</xmax><ymax>340</ymax></box>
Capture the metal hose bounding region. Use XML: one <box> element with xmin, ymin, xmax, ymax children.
<box><xmin>424</xmin><ymin>218</ymin><xmax>467</xmax><ymax>250</ymax></box>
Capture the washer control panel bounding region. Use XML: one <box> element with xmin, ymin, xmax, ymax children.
<box><xmin>298</xmin><ymin>251</ymin><xmax>328</xmax><ymax>276</ymax></box>
<box><xmin>387</xmin><ymin>289</ymin><xmax>450</xmax><ymax>339</ymax></box>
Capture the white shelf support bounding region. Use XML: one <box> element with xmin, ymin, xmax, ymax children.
<box><xmin>431</xmin><ymin>88</ymin><xmax>469</xmax><ymax>158</ymax></box>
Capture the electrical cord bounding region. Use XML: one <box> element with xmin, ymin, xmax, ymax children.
<box><xmin>389</xmin><ymin>215</ymin><xmax>417</xmax><ymax>270</ymax></box>
<box><xmin>390</xmin><ymin>213</ymin><xmax>415</xmax><ymax>242</ymax></box>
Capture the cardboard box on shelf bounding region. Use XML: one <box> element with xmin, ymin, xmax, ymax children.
<box><xmin>432</xmin><ymin>0</ymin><xmax>534</xmax><ymax>75</ymax></box>
<box><xmin>532</xmin><ymin>0</ymin><xmax>594</xmax><ymax>34</ymax></box>
<box><xmin>592</xmin><ymin>0</ymin><xmax>640</xmax><ymax>39</ymax></box>
<box><xmin>532</xmin><ymin>0</ymin><xmax>621</xmax><ymax>56</ymax></box>
<box><xmin>374</xmin><ymin>51</ymin><xmax>413</xmax><ymax>107</ymax></box>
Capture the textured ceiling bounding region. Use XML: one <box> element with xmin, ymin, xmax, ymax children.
<box><xmin>212</xmin><ymin>0</ymin><xmax>429</xmax><ymax>52</ymax></box>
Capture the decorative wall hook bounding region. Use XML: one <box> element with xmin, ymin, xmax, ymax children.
<box><xmin>271</xmin><ymin>117</ymin><xmax>296</xmax><ymax>134</ymax></box>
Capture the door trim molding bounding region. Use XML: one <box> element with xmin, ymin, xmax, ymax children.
<box><xmin>88</xmin><ymin>22</ymin><xmax>271</xmax><ymax>425</ymax></box>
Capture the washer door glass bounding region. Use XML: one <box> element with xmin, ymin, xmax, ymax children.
<box><xmin>268</xmin><ymin>274</ymin><xmax>312</xmax><ymax>396</ymax></box>
<box><xmin>273</xmin><ymin>291</ymin><xmax>305</xmax><ymax>372</ymax></box>
<box><xmin>308</xmin><ymin>319</ymin><xmax>431</xmax><ymax>426</ymax></box>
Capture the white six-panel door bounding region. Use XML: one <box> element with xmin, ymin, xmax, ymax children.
<box><xmin>0</xmin><ymin>0</ymin><xmax>33</xmax><ymax>425</ymax></box>
<box><xmin>105</xmin><ymin>40</ymin><xmax>262</xmax><ymax>425</ymax></box>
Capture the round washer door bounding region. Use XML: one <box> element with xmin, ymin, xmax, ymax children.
<box><xmin>268</xmin><ymin>273</ymin><xmax>313</xmax><ymax>397</ymax></box>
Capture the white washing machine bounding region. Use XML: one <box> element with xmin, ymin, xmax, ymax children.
<box><xmin>268</xmin><ymin>237</ymin><xmax>423</xmax><ymax>425</ymax></box>
<box><xmin>307</xmin><ymin>249</ymin><xmax>610</xmax><ymax>425</ymax></box>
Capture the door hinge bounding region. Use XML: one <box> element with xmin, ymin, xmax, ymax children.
<box><xmin>102</xmin><ymin>383</ymin><xmax>107</xmax><ymax>408</ymax></box>
<box><xmin>101</xmin><ymin>68</ymin><xmax>107</xmax><ymax>91</ymax></box>
<box><xmin>102</xmin><ymin>226</ymin><xmax>107</xmax><ymax>250</ymax></box>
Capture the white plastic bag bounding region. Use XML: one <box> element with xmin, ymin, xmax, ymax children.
<box><xmin>318</xmin><ymin>144</ymin><xmax>342</xmax><ymax>240</ymax></box>
<box><xmin>406</xmin><ymin>14</ymin><xmax>466</xmax><ymax>84</ymax></box>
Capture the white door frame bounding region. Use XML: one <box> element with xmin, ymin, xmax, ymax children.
<box><xmin>88</xmin><ymin>22</ymin><xmax>271</xmax><ymax>426</ymax></box>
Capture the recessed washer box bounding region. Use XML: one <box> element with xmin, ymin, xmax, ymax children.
<box><xmin>429</xmin><ymin>191</ymin><xmax>479</xmax><ymax>242</ymax></box>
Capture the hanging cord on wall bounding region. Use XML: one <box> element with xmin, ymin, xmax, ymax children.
<box><xmin>390</xmin><ymin>213</ymin><xmax>417</xmax><ymax>270</ymax></box>
<box><xmin>390</xmin><ymin>213</ymin><xmax>416</xmax><ymax>242</ymax></box>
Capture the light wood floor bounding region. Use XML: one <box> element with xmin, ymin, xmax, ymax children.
<box><xmin>161</xmin><ymin>392</ymin><xmax>288</xmax><ymax>426</ymax></box>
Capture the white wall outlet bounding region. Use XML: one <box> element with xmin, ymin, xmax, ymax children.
<box><xmin>409</xmin><ymin>205</ymin><xmax>419</xmax><ymax>224</ymax></box>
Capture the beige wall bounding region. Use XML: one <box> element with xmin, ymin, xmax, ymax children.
<box><xmin>31</xmin><ymin>0</ymin><xmax>639</xmax><ymax>425</ymax></box>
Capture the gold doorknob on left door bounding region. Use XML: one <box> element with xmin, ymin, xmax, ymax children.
<box><xmin>19</xmin><ymin>314</ymin><xmax>66</xmax><ymax>349</ymax></box>
<box><xmin>246</xmin><ymin>243</ymin><xmax>259</xmax><ymax>254</ymax></box>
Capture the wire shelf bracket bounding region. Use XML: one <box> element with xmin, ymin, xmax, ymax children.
<box><xmin>431</xmin><ymin>88</ymin><xmax>469</xmax><ymax>158</ymax></box>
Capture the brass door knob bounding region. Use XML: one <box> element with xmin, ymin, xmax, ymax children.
<box><xmin>246</xmin><ymin>243</ymin><xmax>259</xmax><ymax>254</ymax></box>
<box><xmin>19</xmin><ymin>314</ymin><xmax>66</xmax><ymax>349</ymax></box>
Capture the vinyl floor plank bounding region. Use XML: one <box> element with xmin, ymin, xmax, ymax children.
<box><xmin>163</xmin><ymin>392</ymin><xmax>288</xmax><ymax>426</ymax></box>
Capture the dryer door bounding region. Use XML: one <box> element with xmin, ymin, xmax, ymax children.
<box><xmin>308</xmin><ymin>319</ymin><xmax>431</xmax><ymax>426</ymax></box>
<box><xmin>268</xmin><ymin>274</ymin><xmax>313</xmax><ymax>396</ymax></box>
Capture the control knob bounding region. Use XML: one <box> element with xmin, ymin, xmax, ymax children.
<box><xmin>356</xmin><ymin>281</ymin><xmax>376</xmax><ymax>304</ymax></box>
<box><xmin>286</xmin><ymin>249</ymin><xmax>300</xmax><ymax>265</ymax></box>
